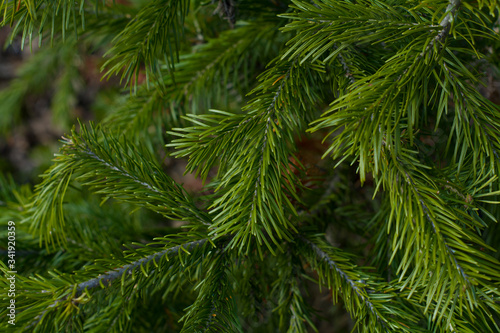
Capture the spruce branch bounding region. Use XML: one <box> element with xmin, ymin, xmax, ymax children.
<box><xmin>273</xmin><ymin>247</ymin><xmax>317</xmax><ymax>332</ymax></box>
<box><xmin>397</xmin><ymin>163</ymin><xmax>473</xmax><ymax>290</ymax></box>
<box><xmin>245</xmin><ymin>61</ymin><xmax>293</xmax><ymax>235</ymax></box>
<box><xmin>0</xmin><ymin>0</ymin><xmax>91</xmax><ymax>44</ymax></box>
<box><xmin>419</xmin><ymin>0</ymin><xmax>461</xmax><ymax>58</ymax></box>
<box><xmin>337</xmin><ymin>51</ymin><xmax>356</xmax><ymax>85</ymax></box>
<box><xmin>180</xmin><ymin>246</ymin><xmax>242</xmax><ymax>332</ymax></box>
<box><xmin>27</xmin><ymin>123</ymin><xmax>211</xmax><ymax>247</ymax></box>
<box><xmin>376</xmin><ymin>152</ymin><xmax>500</xmax><ymax>320</ymax></box>
<box><xmin>102</xmin><ymin>0</ymin><xmax>190</xmax><ymax>88</ymax></box>
<box><xmin>2</xmin><ymin>0</ymin><xmax>500</xmax><ymax>331</ymax></box>
<box><xmin>280</xmin><ymin>0</ymin><xmax>443</xmax><ymax>65</ymax></box>
<box><xmin>103</xmin><ymin>88</ymin><xmax>166</xmax><ymax>135</ymax></box>
<box><xmin>105</xmin><ymin>21</ymin><xmax>281</xmax><ymax>133</ymax></box>
<box><xmin>169</xmin><ymin>55</ymin><xmax>330</xmax><ymax>254</ymax></box>
<box><xmin>165</xmin><ymin>20</ymin><xmax>282</xmax><ymax>111</ymax></box>
<box><xmin>24</xmin><ymin>238</ymin><xmax>210</xmax><ymax>329</ymax></box>
<box><xmin>297</xmin><ymin>234</ymin><xmax>423</xmax><ymax>332</ymax></box>
<box><xmin>299</xmin><ymin>235</ymin><xmax>390</xmax><ymax>332</ymax></box>
<box><xmin>76</xmin><ymin>239</ymin><xmax>208</xmax><ymax>293</ymax></box>
<box><xmin>437</xmin><ymin>0</ymin><xmax>461</xmax><ymax>42</ymax></box>
<box><xmin>440</xmin><ymin>61</ymin><xmax>500</xmax><ymax>172</ymax></box>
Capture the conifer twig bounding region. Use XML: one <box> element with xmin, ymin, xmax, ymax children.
<box><xmin>28</xmin><ymin>239</ymin><xmax>209</xmax><ymax>328</ymax></box>
<box><xmin>421</xmin><ymin>0</ymin><xmax>461</xmax><ymax>56</ymax></box>
<box><xmin>399</xmin><ymin>165</ymin><xmax>471</xmax><ymax>286</ymax></box>
<box><xmin>77</xmin><ymin>239</ymin><xmax>208</xmax><ymax>292</ymax></box>
<box><xmin>442</xmin><ymin>62</ymin><xmax>500</xmax><ymax>164</ymax></box>
<box><xmin>298</xmin><ymin>235</ymin><xmax>390</xmax><ymax>332</ymax></box>
<box><xmin>77</xmin><ymin>142</ymin><xmax>211</xmax><ymax>227</ymax></box>
<box><xmin>247</xmin><ymin>61</ymin><xmax>293</xmax><ymax>225</ymax></box>
<box><xmin>436</xmin><ymin>0</ymin><xmax>461</xmax><ymax>42</ymax></box>
<box><xmin>338</xmin><ymin>52</ymin><xmax>355</xmax><ymax>85</ymax></box>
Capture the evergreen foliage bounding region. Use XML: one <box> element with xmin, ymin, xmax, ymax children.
<box><xmin>1</xmin><ymin>0</ymin><xmax>500</xmax><ymax>331</ymax></box>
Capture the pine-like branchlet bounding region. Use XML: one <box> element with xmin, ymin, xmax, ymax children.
<box><xmin>1</xmin><ymin>0</ymin><xmax>499</xmax><ymax>332</ymax></box>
